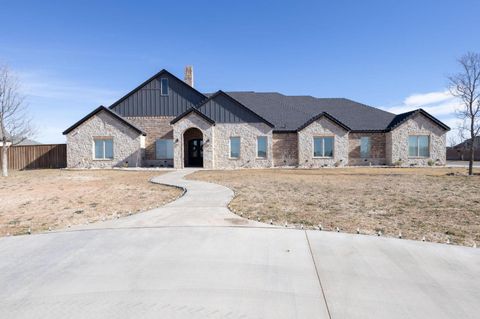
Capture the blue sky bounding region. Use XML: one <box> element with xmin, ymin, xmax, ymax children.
<box><xmin>1</xmin><ymin>0</ymin><xmax>478</xmax><ymax>143</ymax></box>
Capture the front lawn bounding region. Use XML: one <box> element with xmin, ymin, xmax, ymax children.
<box><xmin>0</xmin><ymin>169</ymin><xmax>181</xmax><ymax>236</ymax></box>
<box><xmin>189</xmin><ymin>167</ymin><xmax>480</xmax><ymax>246</ymax></box>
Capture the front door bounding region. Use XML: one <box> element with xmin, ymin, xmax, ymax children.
<box><xmin>187</xmin><ymin>139</ymin><xmax>203</xmax><ymax>167</ymax></box>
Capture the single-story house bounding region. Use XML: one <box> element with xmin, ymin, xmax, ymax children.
<box><xmin>447</xmin><ymin>137</ymin><xmax>480</xmax><ymax>161</ymax></box>
<box><xmin>63</xmin><ymin>67</ymin><xmax>450</xmax><ymax>169</ymax></box>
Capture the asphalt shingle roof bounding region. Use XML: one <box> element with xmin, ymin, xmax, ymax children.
<box><xmin>220</xmin><ymin>92</ymin><xmax>397</xmax><ymax>132</ymax></box>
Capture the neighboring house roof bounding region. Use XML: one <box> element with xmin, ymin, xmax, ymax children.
<box><xmin>452</xmin><ymin>136</ymin><xmax>480</xmax><ymax>149</ymax></box>
<box><xmin>221</xmin><ymin>92</ymin><xmax>397</xmax><ymax>132</ymax></box>
<box><xmin>386</xmin><ymin>108</ymin><xmax>450</xmax><ymax>131</ymax></box>
<box><xmin>170</xmin><ymin>107</ymin><xmax>216</xmax><ymax>125</ymax></box>
<box><xmin>63</xmin><ymin>105</ymin><xmax>147</xmax><ymax>135</ymax></box>
<box><xmin>14</xmin><ymin>138</ymin><xmax>42</xmax><ymax>146</ymax></box>
<box><xmin>0</xmin><ymin>132</ymin><xmax>40</xmax><ymax>145</ymax></box>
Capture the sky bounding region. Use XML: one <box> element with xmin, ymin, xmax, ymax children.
<box><xmin>1</xmin><ymin>0</ymin><xmax>479</xmax><ymax>143</ymax></box>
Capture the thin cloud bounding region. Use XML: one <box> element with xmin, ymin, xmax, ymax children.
<box><xmin>385</xmin><ymin>90</ymin><xmax>460</xmax><ymax>117</ymax></box>
<box><xmin>12</xmin><ymin>69</ymin><xmax>122</xmax><ymax>143</ymax></box>
<box><xmin>18</xmin><ymin>70</ymin><xmax>121</xmax><ymax>105</ymax></box>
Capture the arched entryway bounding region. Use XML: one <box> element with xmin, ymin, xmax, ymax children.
<box><xmin>183</xmin><ymin>127</ymin><xmax>203</xmax><ymax>167</ymax></box>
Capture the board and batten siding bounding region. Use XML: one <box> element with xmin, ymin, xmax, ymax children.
<box><xmin>111</xmin><ymin>73</ymin><xmax>205</xmax><ymax>117</ymax></box>
<box><xmin>198</xmin><ymin>94</ymin><xmax>267</xmax><ymax>124</ymax></box>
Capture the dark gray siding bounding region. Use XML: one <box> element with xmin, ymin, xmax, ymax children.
<box><xmin>198</xmin><ymin>94</ymin><xmax>265</xmax><ymax>123</ymax></box>
<box><xmin>111</xmin><ymin>73</ymin><xmax>205</xmax><ymax>117</ymax></box>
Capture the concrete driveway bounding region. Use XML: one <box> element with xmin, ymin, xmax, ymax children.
<box><xmin>0</xmin><ymin>169</ymin><xmax>479</xmax><ymax>318</ymax></box>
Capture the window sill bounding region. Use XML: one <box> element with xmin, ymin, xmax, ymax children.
<box><xmin>93</xmin><ymin>158</ymin><xmax>114</xmax><ymax>161</ymax></box>
<box><xmin>256</xmin><ymin>157</ymin><xmax>268</xmax><ymax>160</ymax></box>
<box><xmin>408</xmin><ymin>156</ymin><xmax>430</xmax><ymax>159</ymax></box>
<box><xmin>313</xmin><ymin>156</ymin><xmax>334</xmax><ymax>159</ymax></box>
<box><xmin>228</xmin><ymin>157</ymin><xmax>240</xmax><ymax>160</ymax></box>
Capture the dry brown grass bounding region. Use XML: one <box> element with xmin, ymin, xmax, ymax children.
<box><xmin>190</xmin><ymin>167</ymin><xmax>480</xmax><ymax>246</ymax></box>
<box><xmin>0</xmin><ymin>169</ymin><xmax>181</xmax><ymax>236</ymax></box>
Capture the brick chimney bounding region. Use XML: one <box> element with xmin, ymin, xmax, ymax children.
<box><xmin>184</xmin><ymin>65</ymin><xmax>194</xmax><ymax>87</ymax></box>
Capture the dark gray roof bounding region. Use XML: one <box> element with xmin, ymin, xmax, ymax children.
<box><xmin>220</xmin><ymin>92</ymin><xmax>397</xmax><ymax>132</ymax></box>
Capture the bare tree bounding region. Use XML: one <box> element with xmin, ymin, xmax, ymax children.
<box><xmin>0</xmin><ymin>64</ymin><xmax>34</xmax><ymax>177</ymax></box>
<box><xmin>448</xmin><ymin>52</ymin><xmax>480</xmax><ymax>175</ymax></box>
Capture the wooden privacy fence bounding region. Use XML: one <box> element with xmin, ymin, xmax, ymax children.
<box><xmin>0</xmin><ymin>144</ymin><xmax>67</xmax><ymax>170</ymax></box>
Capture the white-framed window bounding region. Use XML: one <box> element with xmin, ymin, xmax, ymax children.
<box><xmin>94</xmin><ymin>138</ymin><xmax>113</xmax><ymax>160</ymax></box>
<box><xmin>360</xmin><ymin>136</ymin><xmax>371</xmax><ymax>158</ymax></box>
<box><xmin>313</xmin><ymin>136</ymin><xmax>334</xmax><ymax>157</ymax></box>
<box><xmin>230</xmin><ymin>137</ymin><xmax>240</xmax><ymax>158</ymax></box>
<box><xmin>156</xmin><ymin>139</ymin><xmax>174</xmax><ymax>159</ymax></box>
<box><xmin>160</xmin><ymin>78</ymin><xmax>169</xmax><ymax>96</ymax></box>
<box><xmin>408</xmin><ymin>135</ymin><xmax>430</xmax><ymax>157</ymax></box>
<box><xmin>257</xmin><ymin>136</ymin><xmax>267</xmax><ymax>158</ymax></box>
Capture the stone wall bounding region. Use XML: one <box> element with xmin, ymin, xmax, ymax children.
<box><xmin>348</xmin><ymin>132</ymin><xmax>386</xmax><ymax>166</ymax></box>
<box><xmin>125</xmin><ymin>116</ymin><xmax>174</xmax><ymax>167</ymax></box>
<box><xmin>386</xmin><ymin>113</ymin><xmax>447</xmax><ymax>165</ymax></box>
<box><xmin>298</xmin><ymin>117</ymin><xmax>349</xmax><ymax>167</ymax></box>
<box><xmin>212</xmin><ymin>123</ymin><xmax>273</xmax><ymax>169</ymax></box>
<box><xmin>172</xmin><ymin>112</ymin><xmax>214</xmax><ymax>169</ymax></box>
<box><xmin>66</xmin><ymin>110</ymin><xmax>143</xmax><ymax>168</ymax></box>
<box><xmin>272</xmin><ymin>132</ymin><xmax>299</xmax><ymax>166</ymax></box>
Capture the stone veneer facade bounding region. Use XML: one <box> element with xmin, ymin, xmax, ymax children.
<box><xmin>66</xmin><ymin>110</ymin><xmax>144</xmax><ymax>168</ymax></box>
<box><xmin>297</xmin><ymin>117</ymin><xmax>349</xmax><ymax>167</ymax></box>
<box><xmin>386</xmin><ymin>113</ymin><xmax>447</xmax><ymax>166</ymax></box>
<box><xmin>272</xmin><ymin>132</ymin><xmax>299</xmax><ymax>166</ymax></box>
<box><xmin>66</xmin><ymin>110</ymin><xmax>447</xmax><ymax>169</ymax></box>
<box><xmin>213</xmin><ymin>123</ymin><xmax>273</xmax><ymax>169</ymax></box>
<box><xmin>348</xmin><ymin>132</ymin><xmax>386</xmax><ymax>166</ymax></box>
<box><xmin>125</xmin><ymin>116</ymin><xmax>174</xmax><ymax>167</ymax></box>
<box><xmin>172</xmin><ymin>112</ymin><xmax>214</xmax><ymax>169</ymax></box>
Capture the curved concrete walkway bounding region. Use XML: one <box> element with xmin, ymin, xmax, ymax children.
<box><xmin>0</xmin><ymin>169</ymin><xmax>479</xmax><ymax>319</ymax></box>
<box><xmin>78</xmin><ymin>168</ymin><xmax>266</xmax><ymax>229</ymax></box>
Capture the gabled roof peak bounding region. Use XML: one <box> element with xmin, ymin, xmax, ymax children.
<box><xmin>63</xmin><ymin>106</ymin><xmax>146</xmax><ymax>135</ymax></box>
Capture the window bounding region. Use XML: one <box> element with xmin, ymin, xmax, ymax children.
<box><xmin>313</xmin><ymin>137</ymin><xmax>334</xmax><ymax>157</ymax></box>
<box><xmin>230</xmin><ymin>137</ymin><xmax>240</xmax><ymax>158</ymax></box>
<box><xmin>360</xmin><ymin>136</ymin><xmax>371</xmax><ymax>158</ymax></box>
<box><xmin>94</xmin><ymin>138</ymin><xmax>113</xmax><ymax>159</ymax></box>
<box><xmin>160</xmin><ymin>78</ymin><xmax>169</xmax><ymax>96</ymax></box>
<box><xmin>257</xmin><ymin>136</ymin><xmax>267</xmax><ymax>158</ymax></box>
<box><xmin>156</xmin><ymin>139</ymin><xmax>174</xmax><ymax>159</ymax></box>
<box><xmin>408</xmin><ymin>135</ymin><xmax>430</xmax><ymax>157</ymax></box>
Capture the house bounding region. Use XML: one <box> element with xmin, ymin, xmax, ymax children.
<box><xmin>63</xmin><ymin>67</ymin><xmax>450</xmax><ymax>169</ymax></box>
<box><xmin>447</xmin><ymin>137</ymin><xmax>480</xmax><ymax>161</ymax></box>
<box><xmin>0</xmin><ymin>132</ymin><xmax>41</xmax><ymax>147</ymax></box>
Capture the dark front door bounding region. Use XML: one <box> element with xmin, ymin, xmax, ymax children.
<box><xmin>187</xmin><ymin>139</ymin><xmax>203</xmax><ymax>167</ymax></box>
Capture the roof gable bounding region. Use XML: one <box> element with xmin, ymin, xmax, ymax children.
<box><xmin>109</xmin><ymin>69</ymin><xmax>206</xmax><ymax>117</ymax></box>
<box><xmin>197</xmin><ymin>91</ymin><xmax>274</xmax><ymax>127</ymax></box>
<box><xmin>63</xmin><ymin>106</ymin><xmax>146</xmax><ymax>135</ymax></box>
<box><xmin>170</xmin><ymin>107</ymin><xmax>215</xmax><ymax>125</ymax></box>
<box><xmin>387</xmin><ymin>109</ymin><xmax>450</xmax><ymax>131</ymax></box>
<box><xmin>297</xmin><ymin>112</ymin><xmax>350</xmax><ymax>131</ymax></box>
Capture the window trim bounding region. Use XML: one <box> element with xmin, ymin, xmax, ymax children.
<box><xmin>229</xmin><ymin>136</ymin><xmax>241</xmax><ymax>159</ymax></box>
<box><xmin>408</xmin><ymin>135</ymin><xmax>430</xmax><ymax>158</ymax></box>
<box><xmin>155</xmin><ymin>138</ymin><xmax>174</xmax><ymax>160</ymax></box>
<box><xmin>360</xmin><ymin>136</ymin><xmax>371</xmax><ymax>158</ymax></box>
<box><xmin>256</xmin><ymin>136</ymin><xmax>268</xmax><ymax>159</ymax></box>
<box><xmin>312</xmin><ymin>136</ymin><xmax>334</xmax><ymax>158</ymax></box>
<box><xmin>93</xmin><ymin>137</ymin><xmax>114</xmax><ymax>160</ymax></box>
<box><xmin>160</xmin><ymin>78</ymin><xmax>169</xmax><ymax>96</ymax></box>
